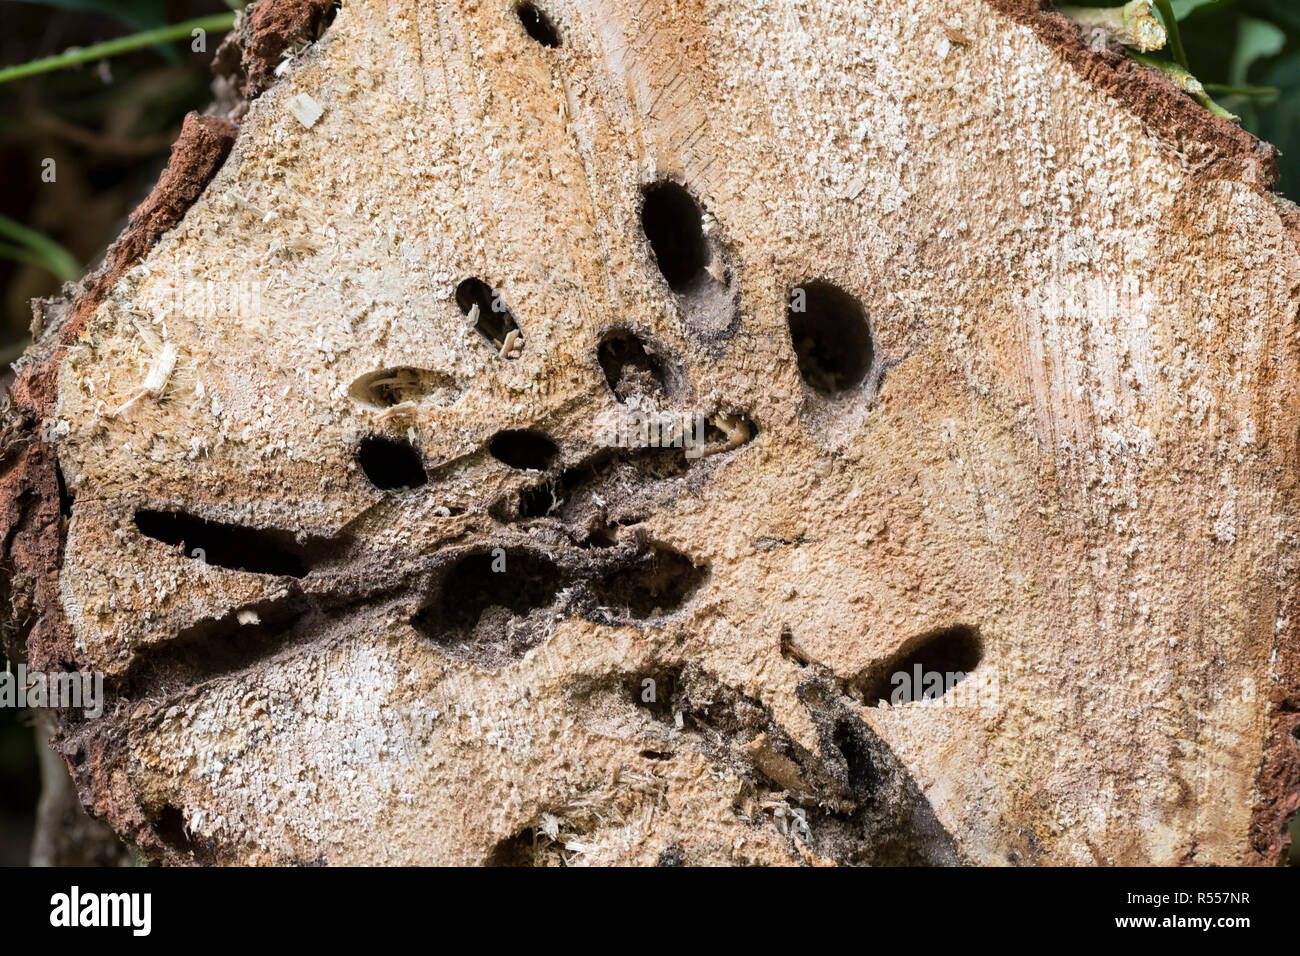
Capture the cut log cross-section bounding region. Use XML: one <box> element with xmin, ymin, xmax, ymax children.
<box><xmin>2</xmin><ymin>0</ymin><xmax>1298</xmax><ymax>865</ymax></box>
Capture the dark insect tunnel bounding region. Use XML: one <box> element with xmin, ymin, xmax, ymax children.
<box><xmin>456</xmin><ymin>277</ymin><xmax>523</xmax><ymax>355</ymax></box>
<box><xmin>134</xmin><ymin>510</ymin><xmax>314</xmax><ymax>577</ymax></box>
<box><xmin>856</xmin><ymin>625</ymin><xmax>983</xmax><ymax>706</ymax></box>
<box><xmin>516</xmin><ymin>3</ymin><xmax>561</xmax><ymax>47</ymax></box>
<box><xmin>787</xmin><ymin>280</ymin><xmax>875</xmax><ymax>396</ymax></box>
<box><xmin>488</xmin><ymin>430</ymin><xmax>560</xmax><ymax>471</ymax></box>
<box><xmin>597</xmin><ymin>329</ymin><xmax>670</xmax><ymax>402</ymax></box>
<box><xmin>641</xmin><ymin>181</ymin><xmax>710</xmax><ymax>293</ymax></box>
<box><xmin>357</xmin><ymin>435</ymin><xmax>428</xmax><ymax>491</ymax></box>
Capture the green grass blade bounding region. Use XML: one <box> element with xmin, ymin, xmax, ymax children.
<box><xmin>0</xmin><ymin>13</ymin><xmax>236</xmax><ymax>85</ymax></box>
<box><xmin>0</xmin><ymin>216</ymin><xmax>80</xmax><ymax>282</ymax></box>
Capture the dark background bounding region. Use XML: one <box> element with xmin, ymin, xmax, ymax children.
<box><xmin>0</xmin><ymin>0</ymin><xmax>237</xmax><ymax>865</ymax></box>
<box><xmin>0</xmin><ymin>0</ymin><xmax>1298</xmax><ymax>865</ymax></box>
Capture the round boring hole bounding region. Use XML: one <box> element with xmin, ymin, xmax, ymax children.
<box><xmin>787</xmin><ymin>280</ymin><xmax>874</xmax><ymax>396</ymax></box>
<box><xmin>357</xmin><ymin>435</ymin><xmax>428</xmax><ymax>491</ymax></box>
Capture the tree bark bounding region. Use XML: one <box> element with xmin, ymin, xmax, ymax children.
<box><xmin>30</xmin><ymin>715</ymin><xmax>132</xmax><ymax>867</ymax></box>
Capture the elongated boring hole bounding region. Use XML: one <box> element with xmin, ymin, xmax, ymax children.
<box><xmin>858</xmin><ymin>625</ymin><xmax>983</xmax><ymax>706</ymax></box>
<box><xmin>412</xmin><ymin>549</ymin><xmax>566</xmax><ymax>660</ymax></box>
<box><xmin>589</xmin><ymin>544</ymin><xmax>707</xmax><ymax>619</ymax></box>
<box><xmin>134</xmin><ymin>510</ymin><xmax>310</xmax><ymax>577</ymax></box>
<box><xmin>597</xmin><ymin>330</ymin><xmax>668</xmax><ymax>402</ymax></box>
<box><xmin>516</xmin><ymin>2</ymin><xmax>560</xmax><ymax>47</ymax></box>
<box><xmin>641</xmin><ymin>181</ymin><xmax>709</xmax><ymax>292</ymax></box>
<box><xmin>489</xmin><ymin>430</ymin><xmax>559</xmax><ymax>471</ymax></box>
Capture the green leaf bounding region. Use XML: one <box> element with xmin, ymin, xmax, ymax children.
<box><xmin>1246</xmin><ymin>1</ymin><xmax>1300</xmax><ymax>34</ymax></box>
<box><xmin>1230</xmin><ymin>17</ymin><xmax>1286</xmax><ymax>85</ymax></box>
<box><xmin>1170</xmin><ymin>0</ymin><xmax>1227</xmax><ymax>19</ymax></box>
<box><xmin>1250</xmin><ymin>49</ymin><xmax>1300</xmax><ymax>196</ymax></box>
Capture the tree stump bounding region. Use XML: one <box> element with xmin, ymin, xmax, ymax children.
<box><xmin>2</xmin><ymin>0</ymin><xmax>1298</xmax><ymax>865</ymax></box>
